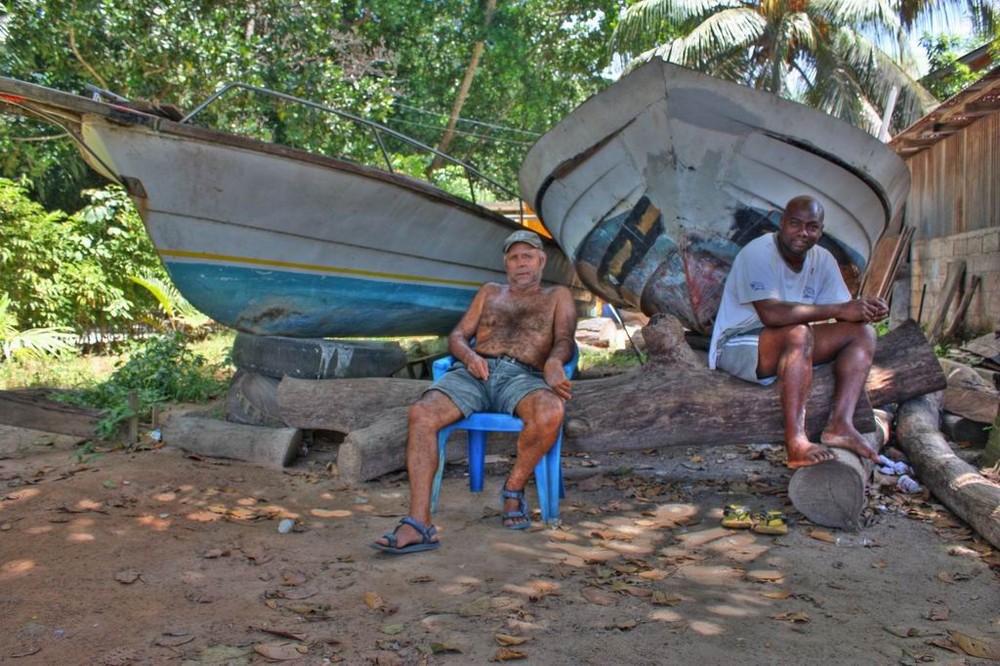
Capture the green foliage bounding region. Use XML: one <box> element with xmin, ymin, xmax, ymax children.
<box><xmin>71</xmin><ymin>332</ymin><xmax>228</xmax><ymax>438</ymax></box>
<box><xmin>919</xmin><ymin>33</ymin><xmax>984</xmax><ymax>100</ymax></box>
<box><xmin>0</xmin><ymin>178</ymin><xmax>166</xmax><ymax>333</ymax></box>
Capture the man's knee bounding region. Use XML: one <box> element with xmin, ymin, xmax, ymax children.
<box><xmin>408</xmin><ymin>392</ymin><xmax>454</xmax><ymax>430</ymax></box>
<box><xmin>785</xmin><ymin>324</ymin><xmax>813</xmax><ymax>353</ymax></box>
<box><xmin>524</xmin><ymin>391</ymin><xmax>565</xmax><ymax>431</ymax></box>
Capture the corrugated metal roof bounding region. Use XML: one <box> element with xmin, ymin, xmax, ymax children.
<box><xmin>891</xmin><ymin>65</ymin><xmax>1000</xmax><ymax>158</ymax></box>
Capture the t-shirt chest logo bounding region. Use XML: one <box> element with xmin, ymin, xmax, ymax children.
<box><xmin>750</xmin><ymin>280</ymin><xmax>765</xmax><ymax>292</ymax></box>
<box><xmin>803</xmin><ymin>286</ymin><xmax>816</xmax><ymax>300</ymax></box>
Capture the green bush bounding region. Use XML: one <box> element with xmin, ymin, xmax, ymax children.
<box><xmin>70</xmin><ymin>332</ymin><xmax>228</xmax><ymax>438</ymax></box>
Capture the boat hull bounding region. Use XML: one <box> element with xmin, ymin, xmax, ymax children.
<box><xmin>1</xmin><ymin>77</ymin><xmax>582</xmax><ymax>338</ymax></box>
<box><xmin>519</xmin><ymin>59</ymin><xmax>910</xmax><ymax>334</ymax></box>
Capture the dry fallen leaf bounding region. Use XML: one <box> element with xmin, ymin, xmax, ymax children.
<box><xmin>495</xmin><ymin>634</ymin><xmax>531</xmax><ymax>646</ymax></box>
<box><xmin>928</xmin><ymin>606</ymin><xmax>950</xmax><ymax>621</ymax></box>
<box><xmin>490</xmin><ymin>647</ymin><xmax>527</xmax><ymax>662</ymax></box>
<box><xmin>951</xmin><ymin>630</ymin><xmax>1000</xmax><ymax>659</ymax></box>
<box><xmin>761</xmin><ymin>589</ymin><xmax>793</xmax><ymax>600</ymax></box>
<box><xmin>429</xmin><ymin>642</ymin><xmax>463</xmax><ymax>654</ymax></box>
<box><xmin>747</xmin><ymin>570</ymin><xmax>784</xmax><ymax>582</ymax></box>
<box><xmin>581</xmin><ymin>587</ymin><xmax>617</xmax><ymax>606</ymax></box>
<box><xmin>651</xmin><ymin>591</ymin><xmax>683</xmax><ymax>606</ymax></box>
<box><xmin>771</xmin><ymin>612</ymin><xmax>810</xmax><ymax>623</ymax></box>
<box><xmin>253</xmin><ymin>642</ymin><xmax>307</xmax><ymax>661</ymax></box>
<box><xmin>807</xmin><ymin>529</ymin><xmax>837</xmax><ymax>543</ymax></box>
<box><xmin>364</xmin><ymin>591</ymin><xmax>385</xmax><ymax>611</ymax></box>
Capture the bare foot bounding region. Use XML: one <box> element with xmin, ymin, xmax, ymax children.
<box><xmin>820</xmin><ymin>428</ymin><xmax>879</xmax><ymax>463</ymax></box>
<box><xmin>786</xmin><ymin>440</ymin><xmax>836</xmax><ymax>469</ymax></box>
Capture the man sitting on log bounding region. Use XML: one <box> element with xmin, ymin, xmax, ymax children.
<box><xmin>708</xmin><ymin>195</ymin><xmax>887</xmax><ymax>468</ymax></box>
<box><xmin>370</xmin><ymin>229</ymin><xmax>577</xmax><ymax>554</ymax></box>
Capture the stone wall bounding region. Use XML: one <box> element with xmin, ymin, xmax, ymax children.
<box><xmin>910</xmin><ymin>227</ymin><xmax>1000</xmax><ymax>336</ymax></box>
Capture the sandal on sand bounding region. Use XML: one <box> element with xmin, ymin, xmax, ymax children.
<box><xmin>721</xmin><ymin>504</ymin><xmax>754</xmax><ymax>529</ymax></box>
<box><xmin>501</xmin><ymin>486</ymin><xmax>531</xmax><ymax>530</ymax></box>
<box><xmin>752</xmin><ymin>509</ymin><xmax>788</xmax><ymax>536</ymax></box>
<box><xmin>369</xmin><ymin>516</ymin><xmax>441</xmax><ymax>554</ymax></box>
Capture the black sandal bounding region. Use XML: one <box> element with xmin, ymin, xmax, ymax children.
<box><xmin>369</xmin><ymin>516</ymin><xmax>441</xmax><ymax>554</ymax></box>
<box><xmin>501</xmin><ymin>485</ymin><xmax>531</xmax><ymax>530</ymax></box>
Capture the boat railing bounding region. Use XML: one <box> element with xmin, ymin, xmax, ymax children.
<box><xmin>175</xmin><ymin>82</ymin><xmax>526</xmax><ymax>224</ymax></box>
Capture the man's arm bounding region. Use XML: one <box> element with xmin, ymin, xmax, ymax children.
<box><xmin>447</xmin><ymin>284</ymin><xmax>493</xmax><ymax>380</ymax></box>
<box><xmin>753</xmin><ymin>297</ymin><xmax>888</xmax><ymax>328</ymax></box>
<box><xmin>543</xmin><ymin>287</ymin><xmax>577</xmax><ymax>400</ymax></box>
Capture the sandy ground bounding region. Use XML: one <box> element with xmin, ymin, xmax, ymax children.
<box><xmin>1</xmin><ymin>422</ymin><xmax>998</xmax><ymax>666</ymax></box>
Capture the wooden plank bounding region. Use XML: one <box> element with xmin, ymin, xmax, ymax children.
<box><xmin>928</xmin><ymin>259</ymin><xmax>966</xmax><ymax>344</ymax></box>
<box><xmin>943</xmin><ymin>274</ymin><xmax>981</xmax><ymax>343</ymax></box>
<box><xmin>0</xmin><ymin>389</ymin><xmax>102</xmax><ymax>438</ymax></box>
<box><xmin>859</xmin><ymin>225</ymin><xmax>912</xmax><ymax>301</ymax></box>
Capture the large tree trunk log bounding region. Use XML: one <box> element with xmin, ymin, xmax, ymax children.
<box><xmin>271</xmin><ymin>318</ymin><xmax>943</xmax><ymax>482</ymax></box>
<box><xmin>565</xmin><ymin>318</ymin><xmax>942</xmax><ymax>453</ymax></box>
<box><xmin>162</xmin><ymin>415</ymin><xmax>301</xmax><ymax>468</ymax></box>
<box><xmin>896</xmin><ymin>392</ymin><xmax>1000</xmax><ymax>549</ymax></box>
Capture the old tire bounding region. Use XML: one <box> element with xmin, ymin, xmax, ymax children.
<box><xmin>231</xmin><ymin>333</ymin><xmax>407</xmax><ymax>380</ymax></box>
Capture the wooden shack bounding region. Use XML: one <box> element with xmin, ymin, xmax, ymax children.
<box><xmin>890</xmin><ymin>54</ymin><xmax>1000</xmax><ymax>337</ymax></box>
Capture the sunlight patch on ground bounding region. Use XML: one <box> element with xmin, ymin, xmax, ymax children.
<box><xmin>2</xmin><ymin>488</ymin><xmax>41</xmax><ymax>505</ymax></box>
<box><xmin>136</xmin><ymin>513</ymin><xmax>171</xmax><ymax>531</ymax></box>
<box><xmin>673</xmin><ymin>565</ymin><xmax>744</xmax><ymax>586</ymax></box>
<box><xmin>310</xmin><ymin>508</ymin><xmax>352</xmax><ymax>518</ymax></box>
<box><xmin>689</xmin><ymin>619</ymin><xmax>725</xmax><ymax>636</ymax></box>
<box><xmin>67</xmin><ymin>532</ymin><xmax>95</xmax><ymax>542</ymax></box>
<box><xmin>25</xmin><ymin>525</ymin><xmax>53</xmax><ymax>534</ymax></box>
<box><xmin>648</xmin><ymin>608</ymin><xmax>684</xmax><ymax>623</ymax></box>
<box><xmin>154</xmin><ymin>491</ymin><xmax>176</xmax><ymax>502</ymax></box>
<box><xmin>0</xmin><ymin>559</ymin><xmax>35</xmax><ymax>579</ymax></box>
<box><xmin>185</xmin><ymin>510</ymin><xmax>224</xmax><ymax>522</ymax></box>
<box><xmin>494</xmin><ymin>541</ymin><xmax>558</xmax><ymax>560</ymax></box>
<box><xmin>502</xmin><ymin>579</ymin><xmax>561</xmax><ymax>600</ymax></box>
<box><xmin>76</xmin><ymin>499</ymin><xmax>102</xmax><ymax>511</ymax></box>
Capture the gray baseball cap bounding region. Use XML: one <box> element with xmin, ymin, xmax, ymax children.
<box><xmin>503</xmin><ymin>229</ymin><xmax>543</xmax><ymax>253</ymax></box>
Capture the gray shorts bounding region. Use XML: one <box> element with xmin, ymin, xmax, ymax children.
<box><xmin>716</xmin><ymin>332</ymin><xmax>777</xmax><ymax>386</ymax></box>
<box><xmin>427</xmin><ymin>357</ymin><xmax>552</xmax><ymax>417</ymax></box>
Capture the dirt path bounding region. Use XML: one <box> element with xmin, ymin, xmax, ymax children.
<box><xmin>1</xmin><ymin>427</ymin><xmax>998</xmax><ymax>665</ymax></box>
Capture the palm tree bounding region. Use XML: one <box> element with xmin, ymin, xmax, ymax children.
<box><xmin>0</xmin><ymin>294</ymin><xmax>76</xmax><ymax>362</ymax></box>
<box><xmin>612</xmin><ymin>0</ymin><xmax>996</xmax><ymax>135</ymax></box>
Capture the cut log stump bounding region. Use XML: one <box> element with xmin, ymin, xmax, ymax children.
<box><xmin>896</xmin><ymin>392</ymin><xmax>1000</xmax><ymax>550</ymax></box>
<box><xmin>786</xmin><ymin>427</ymin><xmax>883</xmax><ymax>531</ymax></box>
<box><xmin>162</xmin><ymin>415</ymin><xmax>301</xmax><ymax>468</ymax></box>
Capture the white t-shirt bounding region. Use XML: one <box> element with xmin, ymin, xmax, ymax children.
<box><xmin>708</xmin><ymin>233</ymin><xmax>851</xmax><ymax>368</ymax></box>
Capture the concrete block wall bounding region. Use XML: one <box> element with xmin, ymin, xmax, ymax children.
<box><xmin>910</xmin><ymin>227</ymin><xmax>1000</xmax><ymax>336</ymax></box>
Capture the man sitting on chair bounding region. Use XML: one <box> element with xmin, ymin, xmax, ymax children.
<box><xmin>370</xmin><ymin>229</ymin><xmax>578</xmax><ymax>554</ymax></box>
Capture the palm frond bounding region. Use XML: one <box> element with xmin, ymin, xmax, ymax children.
<box><xmin>650</xmin><ymin>7</ymin><xmax>768</xmax><ymax>70</ymax></box>
<box><xmin>614</xmin><ymin>0</ymin><xmax>738</xmax><ymax>58</ymax></box>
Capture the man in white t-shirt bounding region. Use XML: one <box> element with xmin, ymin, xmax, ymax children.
<box><xmin>708</xmin><ymin>195</ymin><xmax>887</xmax><ymax>468</ymax></box>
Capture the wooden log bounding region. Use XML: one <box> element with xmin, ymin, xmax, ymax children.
<box><xmin>271</xmin><ymin>318</ymin><xmax>944</xmax><ymax>482</ymax></box>
<box><xmin>565</xmin><ymin>318</ymin><xmax>942</xmax><ymax>453</ymax></box>
<box><xmin>162</xmin><ymin>415</ymin><xmax>301</xmax><ymax>468</ymax></box>
<box><xmin>940</xmin><ymin>358</ymin><xmax>1000</xmax><ymax>424</ymax></box>
<box><xmin>786</xmin><ymin>426</ymin><xmax>884</xmax><ymax>530</ymax></box>
<box><xmin>896</xmin><ymin>392</ymin><xmax>1000</xmax><ymax>550</ymax></box>
<box><xmin>0</xmin><ymin>389</ymin><xmax>102</xmax><ymax>438</ymax></box>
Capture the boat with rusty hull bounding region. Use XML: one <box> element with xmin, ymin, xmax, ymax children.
<box><xmin>0</xmin><ymin>78</ymin><xmax>585</xmax><ymax>338</ymax></box>
<box><xmin>519</xmin><ymin>58</ymin><xmax>911</xmax><ymax>335</ymax></box>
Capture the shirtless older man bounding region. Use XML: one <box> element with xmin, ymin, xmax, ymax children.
<box><xmin>371</xmin><ymin>229</ymin><xmax>577</xmax><ymax>554</ymax></box>
<box><xmin>708</xmin><ymin>195</ymin><xmax>886</xmax><ymax>469</ymax></box>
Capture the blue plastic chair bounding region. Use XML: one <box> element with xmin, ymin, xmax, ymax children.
<box><xmin>429</xmin><ymin>346</ymin><xmax>578</xmax><ymax>523</ymax></box>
